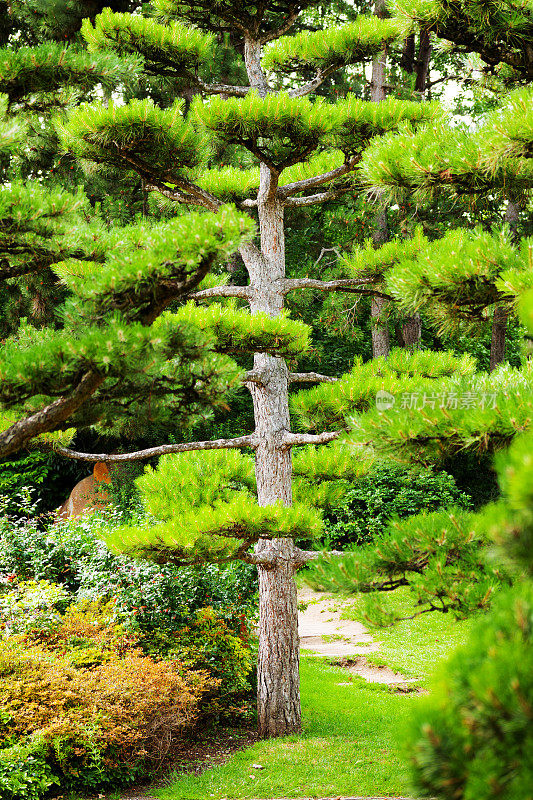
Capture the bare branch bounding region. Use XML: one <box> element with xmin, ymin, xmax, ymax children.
<box><xmin>189</xmin><ymin>284</ymin><xmax>252</xmax><ymax>301</ymax></box>
<box><xmin>241</xmin><ymin>550</ymin><xmax>280</xmax><ymax>567</ymax></box>
<box><xmin>289</xmin><ymin>64</ymin><xmax>341</xmax><ymax>98</ymax></box>
<box><xmin>278</xmin><ymin>158</ymin><xmax>358</xmax><ymax>199</ymax></box>
<box><xmin>145</xmin><ymin>183</ymin><xmax>205</xmax><ymax>207</ymax></box>
<box><xmin>283</xmin><ymin>431</ymin><xmax>341</xmax><ymax>447</ymax></box>
<box><xmin>261</xmin><ymin>10</ymin><xmax>299</xmax><ymax>43</ymax></box>
<box><xmin>239</xmin><ymin>198</ymin><xmax>258</xmax><ymax>208</ymax></box>
<box><xmin>196</xmin><ymin>79</ymin><xmax>249</xmax><ymax>97</ymax></box>
<box><xmin>283</xmin><ymin>189</ymin><xmax>348</xmax><ymax>207</ymax></box>
<box><xmin>314</xmin><ymin>247</ymin><xmax>342</xmax><ymax>266</ymax></box>
<box><xmin>0</xmin><ymin>371</ymin><xmax>105</xmax><ymax>460</ymax></box>
<box><xmin>283</xmin><ymin>277</ymin><xmax>371</xmax><ymax>294</ymax></box>
<box><xmin>172</xmin><ymin>178</ymin><xmax>223</xmax><ymax>211</ymax></box>
<box><xmin>288</xmin><ymin>372</ymin><xmax>338</xmax><ymax>384</ymax></box>
<box><xmin>293</xmin><ymin>547</ymin><xmax>345</xmax><ymax>567</ymax></box>
<box><xmin>243</xmin><ymin>369</ymin><xmax>268</xmax><ymax>384</ymax></box>
<box><xmin>56</xmin><ymin>434</ymin><xmax>258</xmax><ymax>463</ymax></box>
<box><xmin>145</xmin><ymin>175</ymin><xmax>222</xmax><ymax>212</ymax></box>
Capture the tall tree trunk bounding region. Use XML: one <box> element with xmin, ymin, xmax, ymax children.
<box><xmin>371</xmin><ymin>210</ymin><xmax>390</xmax><ymax>357</ymax></box>
<box><xmin>489</xmin><ymin>305</ymin><xmax>508</xmax><ymax>371</ymax></box>
<box><xmin>240</xmin><ymin>42</ymin><xmax>302</xmax><ymax>738</ymax></box>
<box><xmin>395</xmin><ymin>28</ymin><xmax>432</xmax><ymax>348</ymax></box>
<box><xmin>397</xmin><ymin>314</ymin><xmax>422</xmax><ymax>349</ymax></box>
<box><xmin>415</xmin><ymin>29</ymin><xmax>432</xmax><ymax>93</ymax></box>
<box><xmin>489</xmin><ymin>200</ymin><xmax>520</xmax><ymax>370</ymax></box>
<box><xmin>370</xmin><ymin>0</ymin><xmax>391</xmax><ymax>359</ymax></box>
<box><xmin>400</xmin><ymin>33</ymin><xmax>416</xmax><ymax>73</ymax></box>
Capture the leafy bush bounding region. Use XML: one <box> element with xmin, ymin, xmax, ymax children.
<box><xmin>0</xmin><ymin>637</ymin><xmax>214</xmax><ymax>793</ymax></box>
<box><xmin>323</xmin><ymin>463</ymin><xmax>472</xmax><ymax>548</ymax></box>
<box><xmin>0</xmin><ymin>579</ymin><xmax>70</xmax><ymax>635</ymax></box>
<box><xmin>409</xmin><ymin>584</ymin><xmax>533</xmax><ymax>800</ymax></box>
<box><xmin>0</xmin><ymin>739</ymin><xmax>59</xmax><ymax>800</ymax></box>
<box><xmin>0</xmin><ymin>510</ymin><xmax>258</xmax><ymax>632</ymax></box>
<box><xmin>144</xmin><ymin>605</ymin><xmax>255</xmax><ymax>715</ymax></box>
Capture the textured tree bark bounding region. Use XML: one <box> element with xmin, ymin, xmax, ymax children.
<box><xmin>415</xmin><ymin>29</ymin><xmax>432</xmax><ymax>93</ymax></box>
<box><xmin>243</xmin><ymin>167</ymin><xmax>303</xmax><ymax>736</ymax></box>
<box><xmin>256</xmin><ymin>540</ymin><xmax>301</xmax><ymax>737</ymax></box>
<box><xmin>370</xmin><ymin>1</ymin><xmax>391</xmax><ymax>359</ymax></box>
<box><xmin>489</xmin><ymin>200</ymin><xmax>520</xmax><ymax>371</ymax></box>
<box><xmin>397</xmin><ymin>313</ymin><xmax>422</xmax><ymax>349</ymax></box>
<box><xmin>489</xmin><ymin>305</ymin><xmax>508</xmax><ymax>371</ymax></box>
<box><xmin>240</xmin><ymin>32</ymin><xmax>303</xmax><ymax>736</ymax></box>
<box><xmin>371</xmin><ymin>209</ymin><xmax>391</xmax><ymax>358</ymax></box>
<box><xmin>394</xmin><ymin>26</ymin><xmax>432</xmax><ymax>348</ymax></box>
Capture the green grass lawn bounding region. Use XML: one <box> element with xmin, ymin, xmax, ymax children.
<box><xmin>341</xmin><ymin>586</ymin><xmax>474</xmax><ymax>681</ymax></box>
<box><xmin>158</xmin><ymin>588</ymin><xmax>473</xmax><ymax>800</ymax></box>
<box><xmin>158</xmin><ymin>658</ymin><xmax>416</xmax><ymax>800</ymax></box>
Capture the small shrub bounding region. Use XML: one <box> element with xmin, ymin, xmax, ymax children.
<box><xmin>0</xmin><ymin>640</ymin><xmax>214</xmax><ymax>792</ymax></box>
<box><xmin>144</xmin><ymin>606</ymin><xmax>255</xmax><ymax>715</ymax></box>
<box><xmin>0</xmin><ymin>738</ymin><xmax>59</xmax><ymax>800</ymax></box>
<box><xmin>0</xmin><ymin>579</ymin><xmax>70</xmax><ymax>635</ymax></box>
<box><xmin>0</xmin><ymin>510</ymin><xmax>258</xmax><ymax>631</ymax></box>
<box><xmin>323</xmin><ymin>463</ymin><xmax>472</xmax><ymax>548</ymax></box>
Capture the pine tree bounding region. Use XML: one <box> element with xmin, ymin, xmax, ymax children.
<box><xmin>0</xmin><ymin>30</ymin><xmax>291</xmax><ymax>456</ymax></box>
<box><xmin>35</xmin><ymin>0</ymin><xmax>446</xmax><ymax>737</ymax></box>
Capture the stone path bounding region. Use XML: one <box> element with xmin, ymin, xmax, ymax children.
<box><xmin>298</xmin><ymin>585</ymin><xmax>420</xmax><ymax>689</ymax></box>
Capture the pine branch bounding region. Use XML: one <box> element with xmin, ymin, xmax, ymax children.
<box><xmin>289</xmin><ymin>64</ymin><xmax>341</xmax><ymax>98</ymax></box>
<box><xmin>190</xmin><ymin>285</ymin><xmax>252</xmax><ymax>301</ymax></box>
<box><xmin>145</xmin><ymin>182</ymin><xmax>208</xmax><ymax>207</ymax></box>
<box><xmin>293</xmin><ymin>547</ymin><xmax>345</xmax><ymax>567</ymax></box>
<box><xmin>56</xmin><ymin>434</ymin><xmax>257</xmax><ymax>463</ymax></box>
<box><xmin>145</xmin><ymin>175</ymin><xmax>222</xmax><ymax>212</ymax></box>
<box><xmin>190</xmin><ymin>78</ymin><xmax>250</xmax><ymax>97</ymax></box>
<box><xmin>283</xmin><ymin>189</ymin><xmax>349</xmax><ymax>207</ymax></box>
<box><xmin>283</xmin><ymin>431</ymin><xmax>341</xmax><ymax>447</ymax></box>
<box><xmin>260</xmin><ymin>9</ymin><xmax>300</xmax><ymax>44</ymax></box>
<box><xmin>243</xmin><ymin>369</ymin><xmax>268</xmax><ymax>384</ymax></box>
<box><xmin>241</xmin><ymin>550</ymin><xmax>282</xmax><ymax>567</ymax></box>
<box><xmin>288</xmin><ymin>372</ymin><xmax>338</xmax><ymax>384</ymax></box>
<box><xmin>278</xmin><ymin>158</ymin><xmax>358</xmax><ymax>198</ymax></box>
<box><xmin>0</xmin><ymin>371</ymin><xmax>105</xmax><ymax>459</ymax></box>
<box><xmin>283</xmin><ymin>277</ymin><xmax>391</xmax><ymax>297</ymax></box>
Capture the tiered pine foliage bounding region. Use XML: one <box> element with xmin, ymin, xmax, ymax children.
<box><xmin>303</xmin><ymin>0</ymin><xmax>533</xmax><ymax>794</ymax></box>
<box><xmin>1</xmin><ymin>0</ymin><xmax>531</xmax><ymax>748</ymax></box>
